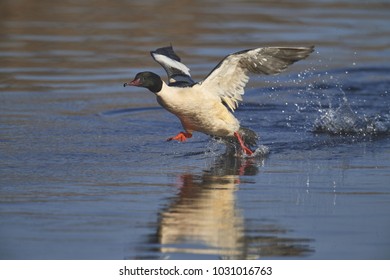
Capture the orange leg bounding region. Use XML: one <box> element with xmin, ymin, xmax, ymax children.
<box><xmin>167</xmin><ymin>132</ymin><xmax>193</xmax><ymax>142</ymax></box>
<box><xmin>234</xmin><ymin>131</ymin><xmax>254</xmax><ymax>156</ymax></box>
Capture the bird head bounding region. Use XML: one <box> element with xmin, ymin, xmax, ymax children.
<box><xmin>124</xmin><ymin>71</ymin><xmax>163</xmax><ymax>93</ymax></box>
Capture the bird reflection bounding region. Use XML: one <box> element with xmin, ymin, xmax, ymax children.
<box><xmin>144</xmin><ymin>152</ymin><xmax>313</xmax><ymax>259</ymax></box>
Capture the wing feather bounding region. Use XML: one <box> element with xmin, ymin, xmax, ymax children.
<box><xmin>151</xmin><ymin>46</ymin><xmax>195</xmax><ymax>86</ymax></box>
<box><xmin>199</xmin><ymin>46</ymin><xmax>314</xmax><ymax>111</ymax></box>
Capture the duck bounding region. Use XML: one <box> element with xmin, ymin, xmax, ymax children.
<box><xmin>124</xmin><ymin>45</ymin><xmax>314</xmax><ymax>155</ymax></box>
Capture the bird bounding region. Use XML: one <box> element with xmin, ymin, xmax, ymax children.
<box><xmin>124</xmin><ymin>45</ymin><xmax>314</xmax><ymax>155</ymax></box>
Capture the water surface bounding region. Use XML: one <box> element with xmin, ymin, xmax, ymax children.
<box><xmin>1</xmin><ymin>0</ymin><xmax>390</xmax><ymax>259</ymax></box>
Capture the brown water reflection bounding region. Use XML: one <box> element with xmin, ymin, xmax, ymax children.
<box><xmin>2</xmin><ymin>0</ymin><xmax>388</xmax><ymax>76</ymax></box>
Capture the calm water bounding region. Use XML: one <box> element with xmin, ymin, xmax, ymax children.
<box><xmin>1</xmin><ymin>0</ymin><xmax>390</xmax><ymax>259</ymax></box>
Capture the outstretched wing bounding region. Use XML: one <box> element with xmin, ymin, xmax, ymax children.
<box><xmin>199</xmin><ymin>46</ymin><xmax>314</xmax><ymax>111</ymax></box>
<box><xmin>151</xmin><ymin>46</ymin><xmax>195</xmax><ymax>87</ymax></box>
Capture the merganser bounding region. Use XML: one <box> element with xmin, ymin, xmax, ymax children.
<box><xmin>124</xmin><ymin>45</ymin><xmax>314</xmax><ymax>155</ymax></box>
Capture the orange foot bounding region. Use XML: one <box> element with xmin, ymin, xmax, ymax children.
<box><xmin>167</xmin><ymin>132</ymin><xmax>193</xmax><ymax>142</ymax></box>
<box><xmin>234</xmin><ymin>131</ymin><xmax>254</xmax><ymax>156</ymax></box>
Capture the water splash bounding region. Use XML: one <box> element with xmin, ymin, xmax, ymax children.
<box><xmin>288</xmin><ymin>64</ymin><xmax>390</xmax><ymax>138</ymax></box>
<box><xmin>252</xmin><ymin>145</ymin><xmax>270</xmax><ymax>157</ymax></box>
<box><xmin>210</xmin><ymin>137</ymin><xmax>270</xmax><ymax>158</ymax></box>
<box><xmin>313</xmin><ymin>96</ymin><xmax>390</xmax><ymax>136</ymax></box>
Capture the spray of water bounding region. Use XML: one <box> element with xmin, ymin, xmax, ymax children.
<box><xmin>313</xmin><ymin>95</ymin><xmax>390</xmax><ymax>136</ymax></box>
<box><xmin>290</xmin><ymin>60</ymin><xmax>390</xmax><ymax>138</ymax></box>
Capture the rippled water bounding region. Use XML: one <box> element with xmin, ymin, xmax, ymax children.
<box><xmin>1</xmin><ymin>0</ymin><xmax>390</xmax><ymax>259</ymax></box>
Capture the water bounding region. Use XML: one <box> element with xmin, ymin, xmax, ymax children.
<box><xmin>1</xmin><ymin>0</ymin><xmax>389</xmax><ymax>259</ymax></box>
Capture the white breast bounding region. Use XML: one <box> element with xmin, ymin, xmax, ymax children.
<box><xmin>155</xmin><ymin>83</ymin><xmax>240</xmax><ymax>137</ymax></box>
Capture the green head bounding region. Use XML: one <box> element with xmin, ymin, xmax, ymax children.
<box><xmin>124</xmin><ymin>71</ymin><xmax>163</xmax><ymax>93</ymax></box>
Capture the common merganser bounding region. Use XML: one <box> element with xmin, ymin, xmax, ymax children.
<box><xmin>124</xmin><ymin>45</ymin><xmax>314</xmax><ymax>155</ymax></box>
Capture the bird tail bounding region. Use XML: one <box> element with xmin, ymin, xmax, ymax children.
<box><xmin>237</xmin><ymin>126</ymin><xmax>258</xmax><ymax>150</ymax></box>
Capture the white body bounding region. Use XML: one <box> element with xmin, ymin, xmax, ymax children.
<box><xmin>156</xmin><ymin>82</ymin><xmax>240</xmax><ymax>137</ymax></box>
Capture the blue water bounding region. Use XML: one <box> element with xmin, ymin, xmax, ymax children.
<box><xmin>1</xmin><ymin>0</ymin><xmax>389</xmax><ymax>259</ymax></box>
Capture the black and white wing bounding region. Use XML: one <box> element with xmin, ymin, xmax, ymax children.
<box><xmin>151</xmin><ymin>46</ymin><xmax>195</xmax><ymax>87</ymax></box>
<box><xmin>199</xmin><ymin>46</ymin><xmax>314</xmax><ymax>111</ymax></box>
